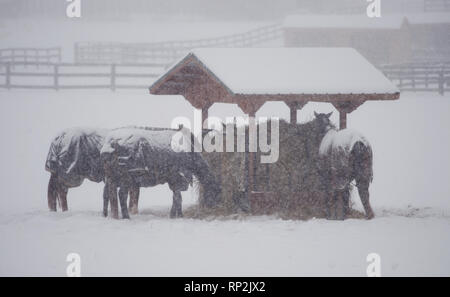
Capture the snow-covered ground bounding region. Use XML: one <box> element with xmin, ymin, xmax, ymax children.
<box><xmin>0</xmin><ymin>89</ymin><xmax>449</xmax><ymax>276</ymax></box>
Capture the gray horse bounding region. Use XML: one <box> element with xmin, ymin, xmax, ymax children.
<box><xmin>100</xmin><ymin>127</ymin><xmax>222</xmax><ymax>219</ymax></box>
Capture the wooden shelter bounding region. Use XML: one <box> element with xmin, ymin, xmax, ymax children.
<box><xmin>149</xmin><ymin>47</ymin><xmax>400</xmax><ymax>198</ymax></box>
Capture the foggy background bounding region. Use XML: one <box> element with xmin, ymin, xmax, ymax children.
<box><xmin>0</xmin><ymin>0</ymin><xmax>428</xmax><ymax>20</ymax></box>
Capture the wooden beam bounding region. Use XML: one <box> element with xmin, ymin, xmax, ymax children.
<box><xmin>331</xmin><ymin>100</ymin><xmax>365</xmax><ymax>130</ymax></box>
<box><xmin>248</xmin><ymin>110</ymin><xmax>256</xmax><ymax>196</ymax></box>
<box><xmin>285</xmin><ymin>100</ymin><xmax>307</xmax><ymax>124</ymax></box>
<box><xmin>290</xmin><ymin>105</ymin><xmax>297</xmax><ymax>124</ymax></box>
<box><xmin>339</xmin><ymin>110</ymin><xmax>347</xmax><ymax>130</ymax></box>
<box><xmin>202</xmin><ymin>106</ymin><xmax>209</xmax><ymax>129</ymax></box>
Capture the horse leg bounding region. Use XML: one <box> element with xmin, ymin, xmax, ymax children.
<box><xmin>59</xmin><ymin>186</ymin><xmax>68</xmax><ymax>212</ymax></box>
<box><xmin>103</xmin><ymin>183</ymin><xmax>109</xmax><ymax>217</ymax></box>
<box><xmin>335</xmin><ymin>189</ymin><xmax>346</xmax><ymax>220</ymax></box>
<box><xmin>48</xmin><ymin>173</ymin><xmax>58</xmax><ymax>212</ymax></box>
<box><xmin>342</xmin><ymin>186</ymin><xmax>350</xmax><ymax>218</ymax></box>
<box><xmin>170</xmin><ymin>190</ymin><xmax>182</xmax><ymax>218</ymax></box>
<box><xmin>358</xmin><ymin>181</ymin><xmax>374</xmax><ymax>219</ymax></box>
<box><xmin>325</xmin><ymin>190</ymin><xmax>334</xmax><ymax>220</ymax></box>
<box><xmin>326</xmin><ymin>172</ymin><xmax>338</xmax><ymax>220</ymax></box>
<box><xmin>129</xmin><ymin>186</ymin><xmax>140</xmax><ymax>215</ymax></box>
<box><xmin>118</xmin><ymin>186</ymin><xmax>130</xmax><ymax>219</ymax></box>
<box><xmin>106</xmin><ymin>179</ymin><xmax>119</xmax><ymax>219</ymax></box>
<box><xmin>175</xmin><ymin>191</ymin><xmax>183</xmax><ymax>218</ymax></box>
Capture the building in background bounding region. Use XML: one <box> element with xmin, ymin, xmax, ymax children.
<box><xmin>283</xmin><ymin>13</ymin><xmax>450</xmax><ymax>65</ymax></box>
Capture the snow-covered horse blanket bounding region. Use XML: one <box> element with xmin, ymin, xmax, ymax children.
<box><xmin>45</xmin><ymin>128</ymin><xmax>108</xmax><ymax>187</ymax></box>
<box><xmin>100</xmin><ymin>127</ymin><xmax>196</xmax><ymax>191</ymax></box>
<box><xmin>319</xmin><ymin>129</ymin><xmax>373</xmax><ymax>189</ymax></box>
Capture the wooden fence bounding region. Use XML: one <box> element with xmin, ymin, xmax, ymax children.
<box><xmin>74</xmin><ymin>23</ymin><xmax>282</xmax><ymax>64</ymax></box>
<box><xmin>0</xmin><ymin>47</ymin><xmax>61</xmax><ymax>64</ymax></box>
<box><xmin>1</xmin><ymin>60</ymin><xmax>450</xmax><ymax>95</ymax></box>
<box><xmin>380</xmin><ymin>62</ymin><xmax>450</xmax><ymax>95</ymax></box>
<box><xmin>0</xmin><ymin>62</ymin><xmax>164</xmax><ymax>90</ymax></box>
<box><xmin>424</xmin><ymin>0</ymin><xmax>450</xmax><ymax>12</ymax></box>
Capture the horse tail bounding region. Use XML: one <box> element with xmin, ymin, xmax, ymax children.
<box><xmin>192</xmin><ymin>153</ymin><xmax>222</xmax><ymax>207</ymax></box>
<box><xmin>48</xmin><ymin>173</ymin><xmax>59</xmax><ymax>211</ymax></box>
<box><xmin>351</xmin><ymin>141</ymin><xmax>373</xmax><ymax>184</ymax></box>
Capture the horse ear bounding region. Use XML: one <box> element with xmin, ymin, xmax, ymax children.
<box><xmin>327</xmin><ymin>112</ymin><xmax>333</xmax><ymax>118</ymax></box>
<box><xmin>314</xmin><ymin>111</ymin><xmax>319</xmax><ymax>117</ymax></box>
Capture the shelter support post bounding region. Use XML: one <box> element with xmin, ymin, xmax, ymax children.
<box><xmin>248</xmin><ymin>110</ymin><xmax>256</xmax><ymax>196</ymax></box>
<box><xmin>200</xmin><ymin>102</ymin><xmax>212</xmax><ymax>129</ymax></box>
<box><xmin>331</xmin><ymin>100</ymin><xmax>365</xmax><ymax>130</ymax></box>
<box><xmin>286</xmin><ymin>101</ymin><xmax>307</xmax><ymax>124</ymax></box>
<box><xmin>339</xmin><ymin>110</ymin><xmax>347</xmax><ymax>130</ymax></box>
<box><xmin>236</xmin><ymin>101</ymin><xmax>264</xmax><ymax>197</ymax></box>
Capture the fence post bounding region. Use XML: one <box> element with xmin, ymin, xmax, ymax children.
<box><xmin>54</xmin><ymin>64</ymin><xmax>59</xmax><ymax>90</ymax></box>
<box><xmin>57</xmin><ymin>47</ymin><xmax>62</xmax><ymax>63</ymax></box>
<box><xmin>111</xmin><ymin>64</ymin><xmax>116</xmax><ymax>91</ymax></box>
<box><xmin>439</xmin><ymin>70</ymin><xmax>444</xmax><ymax>95</ymax></box>
<box><xmin>74</xmin><ymin>43</ymin><xmax>79</xmax><ymax>64</ymax></box>
<box><xmin>6</xmin><ymin>62</ymin><xmax>11</xmax><ymax>90</ymax></box>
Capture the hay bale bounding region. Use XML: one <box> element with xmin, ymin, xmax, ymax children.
<box><xmin>194</xmin><ymin>119</ymin><xmax>364</xmax><ymax>220</ymax></box>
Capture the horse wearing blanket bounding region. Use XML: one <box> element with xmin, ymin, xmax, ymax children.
<box><xmin>319</xmin><ymin>128</ymin><xmax>374</xmax><ymax>220</ymax></box>
<box><xmin>45</xmin><ymin>127</ymin><xmax>141</xmax><ymax>212</ymax></box>
<box><xmin>100</xmin><ymin>127</ymin><xmax>222</xmax><ymax>219</ymax></box>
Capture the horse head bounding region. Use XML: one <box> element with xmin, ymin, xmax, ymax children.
<box><xmin>314</xmin><ymin>111</ymin><xmax>334</xmax><ymax>134</ymax></box>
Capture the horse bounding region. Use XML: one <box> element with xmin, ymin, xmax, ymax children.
<box><xmin>319</xmin><ymin>127</ymin><xmax>374</xmax><ymax>220</ymax></box>
<box><xmin>45</xmin><ymin>127</ymin><xmax>140</xmax><ymax>212</ymax></box>
<box><xmin>100</xmin><ymin>127</ymin><xmax>222</xmax><ymax>219</ymax></box>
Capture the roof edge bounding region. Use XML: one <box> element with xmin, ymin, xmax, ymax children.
<box><xmin>149</xmin><ymin>50</ymin><xmax>235</xmax><ymax>96</ymax></box>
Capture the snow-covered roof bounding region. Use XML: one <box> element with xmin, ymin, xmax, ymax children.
<box><xmin>283</xmin><ymin>13</ymin><xmax>450</xmax><ymax>30</ymax></box>
<box><xmin>152</xmin><ymin>48</ymin><xmax>399</xmax><ymax>95</ymax></box>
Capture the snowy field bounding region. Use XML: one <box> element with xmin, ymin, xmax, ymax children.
<box><xmin>0</xmin><ymin>89</ymin><xmax>449</xmax><ymax>276</ymax></box>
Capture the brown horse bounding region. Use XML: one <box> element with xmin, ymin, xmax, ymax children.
<box><xmin>45</xmin><ymin>127</ymin><xmax>140</xmax><ymax>213</ymax></box>
<box><xmin>319</xmin><ymin>128</ymin><xmax>374</xmax><ymax>220</ymax></box>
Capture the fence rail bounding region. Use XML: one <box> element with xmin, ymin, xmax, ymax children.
<box><xmin>0</xmin><ymin>62</ymin><xmax>163</xmax><ymax>90</ymax></box>
<box><xmin>74</xmin><ymin>23</ymin><xmax>282</xmax><ymax>64</ymax></box>
<box><xmin>424</xmin><ymin>0</ymin><xmax>450</xmax><ymax>11</ymax></box>
<box><xmin>0</xmin><ymin>47</ymin><xmax>61</xmax><ymax>64</ymax></box>
<box><xmin>2</xmin><ymin>60</ymin><xmax>450</xmax><ymax>95</ymax></box>
<box><xmin>380</xmin><ymin>61</ymin><xmax>450</xmax><ymax>95</ymax></box>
